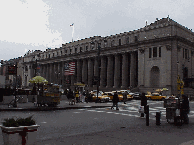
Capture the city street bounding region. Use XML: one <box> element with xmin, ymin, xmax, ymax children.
<box><xmin>1</xmin><ymin>100</ymin><xmax>194</xmax><ymax>144</ymax></box>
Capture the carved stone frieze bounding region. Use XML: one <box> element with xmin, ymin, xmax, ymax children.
<box><xmin>166</xmin><ymin>45</ymin><xmax>171</xmax><ymax>51</ymax></box>
<box><xmin>139</xmin><ymin>48</ymin><xmax>145</xmax><ymax>53</ymax></box>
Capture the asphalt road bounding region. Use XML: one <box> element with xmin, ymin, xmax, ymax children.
<box><xmin>1</xmin><ymin>100</ymin><xmax>194</xmax><ymax>145</ymax></box>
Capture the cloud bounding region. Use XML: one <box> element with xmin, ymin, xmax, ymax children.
<box><xmin>0</xmin><ymin>0</ymin><xmax>62</xmax><ymax>47</ymax></box>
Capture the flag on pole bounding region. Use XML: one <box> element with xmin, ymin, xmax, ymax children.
<box><xmin>70</xmin><ymin>23</ymin><xmax>74</xmax><ymax>26</ymax></box>
<box><xmin>64</xmin><ymin>62</ymin><xmax>75</xmax><ymax>75</ymax></box>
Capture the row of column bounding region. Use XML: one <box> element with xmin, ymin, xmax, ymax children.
<box><xmin>39</xmin><ymin>52</ymin><xmax>137</xmax><ymax>89</ymax></box>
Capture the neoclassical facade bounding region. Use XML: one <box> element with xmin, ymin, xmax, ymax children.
<box><xmin>22</xmin><ymin>17</ymin><xmax>194</xmax><ymax>95</ymax></box>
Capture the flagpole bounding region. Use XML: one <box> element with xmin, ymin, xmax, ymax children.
<box><xmin>70</xmin><ymin>23</ymin><xmax>74</xmax><ymax>42</ymax></box>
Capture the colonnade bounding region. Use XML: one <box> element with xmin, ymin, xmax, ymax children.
<box><xmin>39</xmin><ymin>51</ymin><xmax>138</xmax><ymax>91</ymax></box>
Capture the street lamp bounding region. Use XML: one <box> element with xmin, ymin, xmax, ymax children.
<box><xmin>91</xmin><ymin>39</ymin><xmax>107</xmax><ymax>103</ymax></box>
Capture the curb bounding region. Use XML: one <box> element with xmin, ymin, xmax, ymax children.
<box><xmin>0</xmin><ymin>105</ymin><xmax>111</xmax><ymax>111</ymax></box>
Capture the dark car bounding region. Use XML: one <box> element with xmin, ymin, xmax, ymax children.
<box><xmin>133</xmin><ymin>92</ymin><xmax>142</xmax><ymax>100</ymax></box>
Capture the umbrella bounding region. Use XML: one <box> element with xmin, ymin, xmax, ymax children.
<box><xmin>162</xmin><ymin>88</ymin><xmax>169</xmax><ymax>91</ymax></box>
<box><xmin>29</xmin><ymin>76</ymin><xmax>48</xmax><ymax>84</ymax></box>
<box><xmin>155</xmin><ymin>89</ymin><xmax>163</xmax><ymax>92</ymax></box>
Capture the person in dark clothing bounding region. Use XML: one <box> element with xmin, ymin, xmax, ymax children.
<box><xmin>67</xmin><ymin>90</ymin><xmax>74</xmax><ymax>105</ymax></box>
<box><xmin>111</xmin><ymin>91</ymin><xmax>119</xmax><ymax>110</ymax></box>
<box><xmin>140</xmin><ymin>93</ymin><xmax>147</xmax><ymax>116</ymax></box>
<box><xmin>181</xmin><ymin>95</ymin><xmax>190</xmax><ymax>124</ymax></box>
<box><xmin>85</xmin><ymin>90</ymin><xmax>90</xmax><ymax>103</ymax></box>
<box><xmin>123</xmin><ymin>91</ymin><xmax>127</xmax><ymax>104</ymax></box>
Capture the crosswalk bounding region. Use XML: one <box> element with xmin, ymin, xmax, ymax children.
<box><xmin>74</xmin><ymin>100</ymin><xmax>194</xmax><ymax>122</ymax></box>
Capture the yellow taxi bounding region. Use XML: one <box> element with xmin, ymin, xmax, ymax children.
<box><xmin>92</xmin><ymin>93</ymin><xmax>110</xmax><ymax>102</ymax></box>
<box><xmin>146</xmin><ymin>93</ymin><xmax>166</xmax><ymax>101</ymax></box>
<box><xmin>102</xmin><ymin>92</ymin><xmax>114</xmax><ymax>100</ymax></box>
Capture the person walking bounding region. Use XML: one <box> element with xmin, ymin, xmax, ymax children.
<box><xmin>111</xmin><ymin>91</ymin><xmax>119</xmax><ymax>110</ymax></box>
<box><xmin>180</xmin><ymin>95</ymin><xmax>190</xmax><ymax>124</ymax></box>
<box><xmin>75</xmin><ymin>90</ymin><xmax>79</xmax><ymax>103</ymax></box>
<box><xmin>140</xmin><ymin>92</ymin><xmax>147</xmax><ymax>117</ymax></box>
<box><xmin>82</xmin><ymin>90</ymin><xmax>86</xmax><ymax>103</ymax></box>
<box><xmin>85</xmin><ymin>90</ymin><xmax>90</xmax><ymax>103</ymax></box>
<box><xmin>123</xmin><ymin>91</ymin><xmax>127</xmax><ymax>104</ymax></box>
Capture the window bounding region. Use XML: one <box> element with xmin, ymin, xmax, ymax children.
<box><xmin>126</xmin><ymin>37</ymin><xmax>129</xmax><ymax>44</ymax></box>
<box><xmin>49</xmin><ymin>54</ymin><xmax>50</xmax><ymax>58</ymax></box>
<box><xmin>53</xmin><ymin>53</ymin><xmax>54</xmax><ymax>57</ymax></box>
<box><xmin>70</xmin><ymin>49</ymin><xmax>72</xmax><ymax>54</ymax></box>
<box><xmin>153</xmin><ymin>47</ymin><xmax>157</xmax><ymax>57</ymax></box>
<box><xmin>57</xmin><ymin>52</ymin><xmax>58</xmax><ymax>56</ymax></box>
<box><xmin>65</xmin><ymin>49</ymin><xmax>67</xmax><ymax>54</ymax></box>
<box><xmin>135</xmin><ymin>36</ymin><xmax>138</xmax><ymax>42</ymax></box>
<box><xmin>183</xmin><ymin>49</ymin><xmax>185</xmax><ymax>58</ymax></box>
<box><xmin>75</xmin><ymin>48</ymin><xmax>77</xmax><ymax>53</ymax></box>
<box><xmin>149</xmin><ymin>48</ymin><xmax>152</xmax><ymax>58</ymax></box>
<box><xmin>85</xmin><ymin>46</ymin><xmax>88</xmax><ymax>51</ymax></box>
<box><xmin>80</xmin><ymin>47</ymin><xmax>82</xmax><ymax>52</ymax></box>
<box><xmin>159</xmin><ymin>47</ymin><xmax>161</xmax><ymax>57</ymax></box>
<box><xmin>185</xmin><ymin>49</ymin><xmax>188</xmax><ymax>59</ymax></box>
<box><xmin>61</xmin><ymin>51</ymin><xmax>62</xmax><ymax>55</ymax></box>
<box><xmin>119</xmin><ymin>39</ymin><xmax>121</xmax><ymax>46</ymax></box>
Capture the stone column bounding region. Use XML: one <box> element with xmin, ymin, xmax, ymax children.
<box><xmin>130</xmin><ymin>52</ymin><xmax>136</xmax><ymax>88</ymax></box>
<box><xmin>82</xmin><ymin>59</ymin><xmax>88</xmax><ymax>84</ymax></box>
<box><xmin>107</xmin><ymin>55</ymin><xmax>114</xmax><ymax>88</ymax></box>
<box><xmin>77</xmin><ymin>59</ymin><xmax>82</xmax><ymax>82</ymax></box>
<box><xmin>46</xmin><ymin>64</ymin><xmax>49</xmax><ymax>82</ymax></box>
<box><xmin>50</xmin><ymin>63</ymin><xmax>54</xmax><ymax>83</ymax></box>
<box><xmin>54</xmin><ymin>63</ymin><xmax>57</xmax><ymax>84</ymax></box>
<box><xmin>114</xmin><ymin>54</ymin><xmax>121</xmax><ymax>88</ymax></box>
<box><xmin>57</xmin><ymin>62</ymin><xmax>60</xmax><ymax>85</ymax></box>
<box><xmin>88</xmin><ymin>58</ymin><xmax>94</xmax><ymax>87</ymax></box>
<box><xmin>100</xmin><ymin>56</ymin><xmax>107</xmax><ymax>87</ymax></box>
<box><xmin>61</xmin><ymin>61</ymin><xmax>64</xmax><ymax>86</ymax></box>
<box><xmin>122</xmin><ymin>53</ymin><xmax>129</xmax><ymax>89</ymax></box>
<box><xmin>94</xmin><ymin>57</ymin><xmax>98</xmax><ymax>78</ymax></box>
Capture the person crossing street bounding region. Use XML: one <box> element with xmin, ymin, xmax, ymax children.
<box><xmin>111</xmin><ymin>91</ymin><xmax>119</xmax><ymax>110</ymax></box>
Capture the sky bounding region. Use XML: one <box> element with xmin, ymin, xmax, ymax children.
<box><xmin>0</xmin><ymin>0</ymin><xmax>194</xmax><ymax>61</ymax></box>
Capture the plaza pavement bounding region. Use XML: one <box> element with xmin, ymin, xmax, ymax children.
<box><xmin>0</xmin><ymin>99</ymin><xmax>113</xmax><ymax>111</ymax></box>
<box><xmin>1</xmin><ymin>99</ymin><xmax>194</xmax><ymax>145</ymax></box>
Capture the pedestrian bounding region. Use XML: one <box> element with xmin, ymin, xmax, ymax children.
<box><xmin>111</xmin><ymin>91</ymin><xmax>119</xmax><ymax>110</ymax></box>
<box><xmin>75</xmin><ymin>90</ymin><xmax>79</xmax><ymax>103</ymax></box>
<box><xmin>140</xmin><ymin>92</ymin><xmax>147</xmax><ymax>117</ymax></box>
<box><xmin>180</xmin><ymin>95</ymin><xmax>190</xmax><ymax>124</ymax></box>
<box><xmin>67</xmin><ymin>89</ymin><xmax>74</xmax><ymax>105</ymax></box>
<box><xmin>82</xmin><ymin>90</ymin><xmax>86</xmax><ymax>103</ymax></box>
<box><xmin>85</xmin><ymin>90</ymin><xmax>89</xmax><ymax>103</ymax></box>
<box><xmin>123</xmin><ymin>91</ymin><xmax>127</xmax><ymax>104</ymax></box>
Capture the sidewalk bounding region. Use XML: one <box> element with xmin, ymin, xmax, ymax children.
<box><xmin>0</xmin><ymin>100</ymin><xmax>113</xmax><ymax>111</ymax></box>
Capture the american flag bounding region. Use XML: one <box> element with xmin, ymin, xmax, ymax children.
<box><xmin>64</xmin><ymin>62</ymin><xmax>75</xmax><ymax>75</ymax></box>
<box><xmin>70</xmin><ymin>23</ymin><xmax>74</xmax><ymax>27</ymax></box>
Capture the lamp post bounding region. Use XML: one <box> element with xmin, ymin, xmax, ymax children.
<box><xmin>91</xmin><ymin>39</ymin><xmax>107</xmax><ymax>103</ymax></box>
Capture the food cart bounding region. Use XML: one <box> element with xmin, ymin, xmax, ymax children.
<box><xmin>37</xmin><ymin>84</ymin><xmax>61</xmax><ymax>107</ymax></box>
<box><xmin>164</xmin><ymin>97</ymin><xmax>180</xmax><ymax>123</ymax></box>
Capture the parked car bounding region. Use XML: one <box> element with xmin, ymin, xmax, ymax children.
<box><xmin>145</xmin><ymin>93</ymin><xmax>166</xmax><ymax>101</ymax></box>
<box><xmin>133</xmin><ymin>92</ymin><xmax>142</xmax><ymax>100</ymax></box>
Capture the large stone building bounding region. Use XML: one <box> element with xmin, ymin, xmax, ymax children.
<box><xmin>21</xmin><ymin>17</ymin><xmax>194</xmax><ymax>96</ymax></box>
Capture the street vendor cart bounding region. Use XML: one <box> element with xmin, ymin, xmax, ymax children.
<box><xmin>164</xmin><ymin>97</ymin><xmax>180</xmax><ymax>123</ymax></box>
<box><xmin>37</xmin><ymin>84</ymin><xmax>61</xmax><ymax>107</ymax></box>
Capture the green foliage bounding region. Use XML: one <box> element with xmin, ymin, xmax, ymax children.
<box><xmin>2</xmin><ymin>115</ymin><xmax>36</xmax><ymax>127</ymax></box>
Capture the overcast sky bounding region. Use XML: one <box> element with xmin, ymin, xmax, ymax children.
<box><xmin>0</xmin><ymin>0</ymin><xmax>194</xmax><ymax>61</ymax></box>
